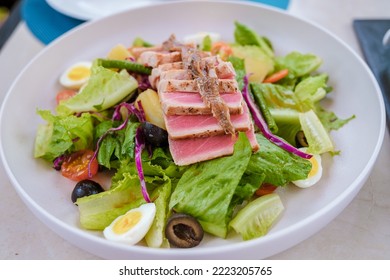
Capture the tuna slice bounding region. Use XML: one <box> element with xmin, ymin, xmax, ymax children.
<box><xmin>168</xmin><ymin>128</ymin><xmax>259</xmax><ymax>166</ymax></box>
<box><xmin>138</xmin><ymin>51</ymin><xmax>182</xmax><ymax>68</ymax></box>
<box><xmin>149</xmin><ymin>61</ymin><xmax>236</xmax><ymax>88</ymax></box>
<box><xmin>159</xmin><ymin>91</ymin><xmax>243</xmax><ymax>115</ymax></box>
<box><xmin>164</xmin><ymin>103</ymin><xmax>251</xmax><ymax>139</ymax></box>
<box><xmin>158</xmin><ymin>79</ymin><xmax>239</xmax><ymax>93</ymax></box>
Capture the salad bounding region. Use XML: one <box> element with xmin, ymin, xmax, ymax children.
<box><xmin>33</xmin><ymin>22</ymin><xmax>354</xmax><ymax>248</ymax></box>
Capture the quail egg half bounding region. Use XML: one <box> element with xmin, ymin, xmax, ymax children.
<box><xmin>103</xmin><ymin>203</ymin><xmax>156</xmax><ymax>245</ymax></box>
<box><xmin>59</xmin><ymin>61</ymin><xmax>92</xmax><ymax>90</ymax></box>
<box><xmin>292</xmin><ymin>148</ymin><xmax>323</xmax><ymax>188</ymax></box>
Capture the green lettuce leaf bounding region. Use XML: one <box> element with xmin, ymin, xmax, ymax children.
<box><xmin>56</xmin><ymin>64</ymin><xmax>138</xmax><ymax>115</ymax></box>
<box><xmin>234</xmin><ymin>21</ymin><xmax>274</xmax><ymax>57</ymax></box>
<box><xmin>77</xmin><ymin>157</ymin><xmax>172</xmax><ymax>231</ymax></box>
<box><xmin>275</xmin><ymin>51</ymin><xmax>322</xmax><ymax>79</ymax></box>
<box><xmin>145</xmin><ymin>175</ymin><xmax>172</xmax><ymax>248</ymax></box>
<box><xmin>247</xmin><ymin>134</ymin><xmax>312</xmax><ymax>186</ymax></box>
<box><xmin>168</xmin><ymin>132</ymin><xmax>253</xmax><ymax>238</ymax></box>
<box><xmin>34</xmin><ymin>110</ymin><xmax>94</xmax><ymax>161</ymax></box>
<box><xmin>95</xmin><ymin>120</ymin><xmax>139</xmax><ymax>169</ymax></box>
<box><xmin>76</xmin><ymin>173</ymin><xmax>145</xmax><ymax>230</ymax></box>
<box><xmin>294</xmin><ymin>74</ymin><xmax>328</xmax><ymax>110</ymax></box>
<box><xmin>315</xmin><ymin>104</ymin><xmax>356</xmax><ymax>131</ymax></box>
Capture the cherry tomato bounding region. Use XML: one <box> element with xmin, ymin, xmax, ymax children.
<box><xmin>56</xmin><ymin>89</ymin><xmax>77</xmax><ymax>105</ymax></box>
<box><xmin>255</xmin><ymin>183</ymin><xmax>278</xmax><ymax>196</ymax></box>
<box><xmin>61</xmin><ymin>150</ymin><xmax>98</xmax><ymax>181</ymax></box>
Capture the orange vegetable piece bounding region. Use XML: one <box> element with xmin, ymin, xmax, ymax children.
<box><xmin>263</xmin><ymin>69</ymin><xmax>289</xmax><ymax>83</ymax></box>
<box><xmin>255</xmin><ymin>183</ymin><xmax>278</xmax><ymax>196</ymax></box>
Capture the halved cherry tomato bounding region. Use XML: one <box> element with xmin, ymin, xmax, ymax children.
<box><xmin>255</xmin><ymin>183</ymin><xmax>278</xmax><ymax>196</ymax></box>
<box><xmin>61</xmin><ymin>150</ymin><xmax>98</xmax><ymax>181</ymax></box>
<box><xmin>56</xmin><ymin>89</ymin><xmax>77</xmax><ymax>105</ymax></box>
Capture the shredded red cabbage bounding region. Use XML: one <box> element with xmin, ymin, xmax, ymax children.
<box><xmin>133</xmin><ymin>74</ymin><xmax>152</xmax><ymax>91</ymax></box>
<box><xmin>112</xmin><ymin>102</ymin><xmax>145</xmax><ymax>122</ymax></box>
<box><xmin>242</xmin><ymin>75</ymin><xmax>312</xmax><ymax>159</ymax></box>
<box><xmin>53</xmin><ymin>155</ymin><xmax>66</xmax><ymax>170</ymax></box>
<box><xmin>135</xmin><ymin>126</ymin><xmax>151</xmax><ymax>202</ymax></box>
<box><xmin>88</xmin><ymin>116</ymin><xmax>130</xmax><ymax>178</ymax></box>
<box><xmin>88</xmin><ymin>101</ymin><xmax>151</xmax><ymax>202</ymax></box>
<box><xmin>88</xmin><ymin>102</ymin><xmax>145</xmax><ymax>177</ymax></box>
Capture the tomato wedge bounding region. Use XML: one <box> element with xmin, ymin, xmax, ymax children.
<box><xmin>61</xmin><ymin>150</ymin><xmax>98</xmax><ymax>181</ymax></box>
<box><xmin>255</xmin><ymin>183</ymin><xmax>278</xmax><ymax>196</ymax></box>
<box><xmin>56</xmin><ymin>89</ymin><xmax>77</xmax><ymax>105</ymax></box>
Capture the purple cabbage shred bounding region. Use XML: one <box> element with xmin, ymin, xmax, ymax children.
<box><xmin>242</xmin><ymin>75</ymin><xmax>312</xmax><ymax>159</ymax></box>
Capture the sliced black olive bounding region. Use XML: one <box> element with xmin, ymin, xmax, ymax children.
<box><xmin>141</xmin><ymin>121</ymin><xmax>168</xmax><ymax>147</ymax></box>
<box><xmin>295</xmin><ymin>130</ymin><xmax>309</xmax><ymax>148</ymax></box>
<box><xmin>71</xmin><ymin>179</ymin><xmax>104</xmax><ymax>204</ymax></box>
<box><xmin>165</xmin><ymin>213</ymin><xmax>204</xmax><ymax>248</ymax></box>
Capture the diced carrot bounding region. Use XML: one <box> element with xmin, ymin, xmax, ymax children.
<box><xmin>255</xmin><ymin>183</ymin><xmax>278</xmax><ymax>196</ymax></box>
<box><xmin>263</xmin><ymin>69</ymin><xmax>289</xmax><ymax>83</ymax></box>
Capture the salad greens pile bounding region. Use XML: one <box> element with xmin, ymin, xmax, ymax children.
<box><xmin>33</xmin><ymin>21</ymin><xmax>353</xmax><ymax>247</ymax></box>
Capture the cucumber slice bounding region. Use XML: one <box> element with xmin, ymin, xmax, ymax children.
<box><xmin>299</xmin><ymin>110</ymin><xmax>334</xmax><ymax>154</ymax></box>
<box><xmin>229</xmin><ymin>193</ymin><xmax>284</xmax><ymax>241</ymax></box>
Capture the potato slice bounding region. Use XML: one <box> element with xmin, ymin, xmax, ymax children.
<box><xmin>107</xmin><ymin>44</ymin><xmax>133</xmax><ymax>60</ymax></box>
<box><xmin>135</xmin><ymin>89</ymin><xmax>166</xmax><ymax>130</ymax></box>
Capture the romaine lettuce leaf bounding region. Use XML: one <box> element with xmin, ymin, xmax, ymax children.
<box><xmin>34</xmin><ymin>110</ymin><xmax>94</xmax><ymax>161</ymax></box>
<box><xmin>275</xmin><ymin>51</ymin><xmax>322</xmax><ymax>79</ymax></box>
<box><xmin>247</xmin><ymin>134</ymin><xmax>312</xmax><ymax>186</ymax></box>
<box><xmin>145</xmin><ymin>175</ymin><xmax>172</xmax><ymax>248</ymax></box>
<box><xmin>299</xmin><ymin>109</ymin><xmax>334</xmax><ymax>154</ymax></box>
<box><xmin>56</xmin><ymin>64</ymin><xmax>138</xmax><ymax>116</ymax></box>
<box><xmin>95</xmin><ymin>120</ymin><xmax>139</xmax><ymax>169</ymax></box>
<box><xmin>234</xmin><ymin>21</ymin><xmax>274</xmax><ymax>57</ymax></box>
<box><xmin>315</xmin><ymin>104</ymin><xmax>356</xmax><ymax>131</ymax></box>
<box><xmin>77</xmin><ymin>160</ymin><xmax>173</xmax><ymax>231</ymax></box>
<box><xmin>76</xmin><ymin>173</ymin><xmax>145</xmax><ymax>230</ymax></box>
<box><xmin>294</xmin><ymin>74</ymin><xmax>328</xmax><ymax>108</ymax></box>
<box><xmin>168</xmin><ymin>132</ymin><xmax>253</xmax><ymax>238</ymax></box>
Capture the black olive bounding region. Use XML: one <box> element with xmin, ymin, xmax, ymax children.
<box><xmin>141</xmin><ymin>121</ymin><xmax>168</xmax><ymax>147</ymax></box>
<box><xmin>165</xmin><ymin>213</ymin><xmax>204</xmax><ymax>248</ymax></box>
<box><xmin>295</xmin><ymin>130</ymin><xmax>309</xmax><ymax>148</ymax></box>
<box><xmin>71</xmin><ymin>179</ymin><xmax>104</xmax><ymax>204</ymax></box>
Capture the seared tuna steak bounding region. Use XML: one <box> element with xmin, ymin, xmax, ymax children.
<box><xmin>137</xmin><ymin>35</ymin><xmax>259</xmax><ymax>165</ymax></box>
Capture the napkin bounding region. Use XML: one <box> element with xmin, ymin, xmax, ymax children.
<box><xmin>21</xmin><ymin>0</ymin><xmax>289</xmax><ymax>45</ymax></box>
<box><xmin>353</xmin><ymin>19</ymin><xmax>390</xmax><ymax>128</ymax></box>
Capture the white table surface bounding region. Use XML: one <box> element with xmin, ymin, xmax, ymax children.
<box><xmin>1</xmin><ymin>0</ymin><xmax>389</xmax><ymax>260</ymax></box>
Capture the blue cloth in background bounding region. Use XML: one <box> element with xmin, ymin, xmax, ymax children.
<box><xmin>22</xmin><ymin>0</ymin><xmax>289</xmax><ymax>45</ymax></box>
<box><xmin>354</xmin><ymin>19</ymin><xmax>390</xmax><ymax>129</ymax></box>
<box><xmin>21</xmin><ymin>0</ymin><xmax>84</xmax><ymax>44</ymax></box>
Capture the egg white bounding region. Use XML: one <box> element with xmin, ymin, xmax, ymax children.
<box><xmin>59</xmin><ymin>61</ymin><xmax>92</xmax><ymax>90</ymax></box>
<box><xmin>292</xmin><ymin>148</ymin><xmax>322</xmax><ymax>188</ymax></box>
<box><xmin>103</xmin><ymin>203</ymin><xmax>156</xmax><ymax>245</ymax></box>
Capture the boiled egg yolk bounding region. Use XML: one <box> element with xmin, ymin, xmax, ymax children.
<box><xmin>103</xmin><ymin>203</ymin><xmax>156</xmax><ymax>245</ymax></box>
<box><xmin>292</xmin><ymin>148</ymin><xmax>322</xmax><ymax>188</ymax></box>
<box><xmin>59</xmin><ymin>61</ymin><xmax>92</xmax><ymax>90</ymax></box>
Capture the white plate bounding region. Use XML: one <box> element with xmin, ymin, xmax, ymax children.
<box><xmin>46</xmin><ymin>0</ymin><xmax>161</xmax><ymax>20</ymax></box>
<box><xmin>0</xmin><ymin>0</ymin><xmax>385</xmax><ymax>259</ymax></box>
